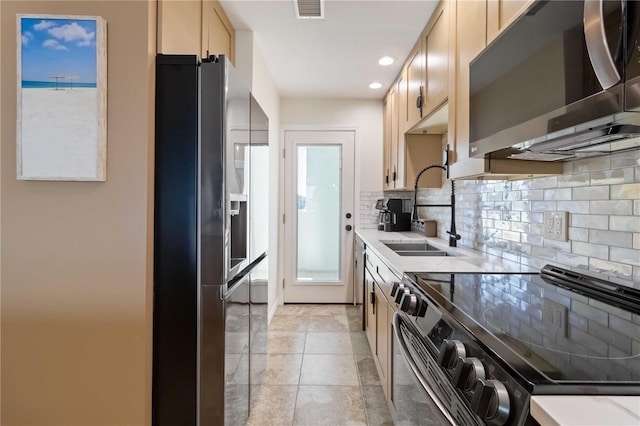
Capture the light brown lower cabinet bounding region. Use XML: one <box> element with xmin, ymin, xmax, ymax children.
<box><xmin>365</xmin><ymin>267</ymin><xmax>376</xmax><ymax>351</ymax></box>
<box><xmin>364</xmin><ymin>249</ymin><xmax>399</xmax><ymax>402</ymax></box>
<box><xmin>375</xmin><ymin>284</ymin><xmax>389</xmax><ymax>388</ymax></box>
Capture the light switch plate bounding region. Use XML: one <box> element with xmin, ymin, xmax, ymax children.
<box><xmin>543</xmin><ymin>211</ymin><xmax>568</xmax><ymax>241</ymax></box>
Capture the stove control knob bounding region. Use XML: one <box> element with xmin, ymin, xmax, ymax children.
<box><xmin>470</xmin><ymin>379</ymin><xmax>510</xmax><ymax>426</ymax></box>
<box><xmin>392</xmin><ymin>283</ymin><xmax>406</xmax><ymax>301</ymax></box>
<box><xmin>390</xmin><ymin>282</ymin><xmax>402</xmax><ymax>298</ymax></box>
<box><xmin>453</xmin><ymin>357</ymin><xmax>485</xmax><ymax>392</ymax></box>
<box><xmin>399</xmin><ymin>292</ymin><xmax>421</xmax><ymax>315</ymax></box>
<box><xmin>395</xmin><ymin>287</ymin><xmax>410</xmax><ymax>304</ymax></box>
<box><xmin>437</xmin><ymin>339</ymin><xmax>467</xmax><ymax>370</ymax></box>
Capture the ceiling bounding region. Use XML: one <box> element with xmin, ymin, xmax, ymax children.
<box><xmin>219</xmin><ymin>0</ymin><xmax>439</xmax><ymax>99</ymax></box>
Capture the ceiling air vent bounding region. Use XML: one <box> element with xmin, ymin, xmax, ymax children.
<box><xmin>294</xmin><ymin>0</ymin><xmax>324</xmax><ymax>19</ymax></box>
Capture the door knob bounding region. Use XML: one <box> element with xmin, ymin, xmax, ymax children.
<box><xmin>345</xmin><ymin>225</ymin><xmax>353</xmax><ymax>231</ymax></box>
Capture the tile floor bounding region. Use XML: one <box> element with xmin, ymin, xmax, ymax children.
<box><xmin>246</xmin><ymin>304</ymin><xmax>394</xmax><ymax>426</ymax></box>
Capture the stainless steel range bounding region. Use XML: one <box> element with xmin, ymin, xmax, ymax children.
<box><xmin>391</xmin><ymin>265</ymin><xmax>640</xmax><ymax>425</ymax></box>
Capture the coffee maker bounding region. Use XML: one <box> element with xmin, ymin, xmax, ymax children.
<box><xmin>375</xmin><ymin>198</ymin><xmax>411</xmax><ymax>232</ymax></box>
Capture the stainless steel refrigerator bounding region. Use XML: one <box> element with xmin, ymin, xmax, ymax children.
<box><xmin>153</xmin><ymin>54</ymin><xmax>268</xmax><ymax>426</ymax></box>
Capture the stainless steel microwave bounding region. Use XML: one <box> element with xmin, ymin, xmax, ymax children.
<box><xmin>469</xmin><ymin>0</ymin><xmax>640</xmax><ymax>161</ymax></box>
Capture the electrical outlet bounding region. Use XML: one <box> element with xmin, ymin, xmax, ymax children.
<box><xmin>543</xmin><ymin>298</ymin><xmax>567</xmax><ymax>337</ymax></box>
<box><xmin>543</xmin><ymin>211</ymin><xmax>568</xmax><ymax>241</ymax></box>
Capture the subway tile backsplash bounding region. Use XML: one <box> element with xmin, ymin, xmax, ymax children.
<box><xmin>381</xmin><ymin>150</ymin><xmax>640</xmax><ymax>288</ymax></box>
<box><xmin>359</xmin><ymin>191</ymin><xmax>383</xmax><ymax>229</ymax></box>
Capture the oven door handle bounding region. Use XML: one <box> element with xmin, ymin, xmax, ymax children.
<box><xmin>392</xmin><ymin>312</ymin><xmax>456</xmax><ymax>425</ymax></box>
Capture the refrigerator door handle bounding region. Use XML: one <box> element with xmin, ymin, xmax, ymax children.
<box><xmin>223</xmin><ymin>270</ymin><xmax>251</xmax><ymax>300</ymax></box>
<box><xmin>223</xmin><ymin>251</ymin><xmax>267</xmax><ymax>299</ymax></box>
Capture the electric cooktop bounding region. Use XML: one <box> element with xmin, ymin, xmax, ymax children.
<box><xmin>407</xmin><ymin>265</ymin><xmax>640</xmax><ymax>393</ymax></box>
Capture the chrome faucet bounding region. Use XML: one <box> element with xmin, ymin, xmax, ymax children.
<box><xmin>412</xmin><ymin>164</ymin><xmax>461</xmax><ymax>248</ymax></box>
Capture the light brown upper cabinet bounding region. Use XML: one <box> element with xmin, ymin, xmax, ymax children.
<box><xmin>486</xmin><ymin>0</ymin><xmax>532</xmax><ymax>44</ymax></box>
<box><xmin>406</xmin><ymin>42</ymin><xmax>424</xmax><ymax>131</ymax></box>
<box><xmin>423</xmin><ymin>1</ymin><xmax>449</xmax><ymax>121</ymax></box>
<box><xmin>390</xmin><ymin>78</ymin><xmax>401</xmax><ymax>188</ymax></box>
<box><xmin>448</xmin><ymin>0</ymin><xmax>487</xmax><ymax>164</ymax></box>
<box><xmin>381</xmin><ymin>77</ymin><xmax>404</xmax><ymax>189</ymax></box>
<box><xmin>396</xmin><ymin>66</ymin><xmax>410</xmax><ymax>187</ymax></box>
<box><xmin>384</xmin><ymin>77</ymin><xmax>442</xmax><ymax>190</ymax></box>
<box><xmin>157</xmin><ymin>0</ymin><xmax>235</xmax><ymax>61</ymax></box>
<box><xmin>202</xmin><ymin>1</ymin><xmax>235</xmax><ymax>63</ymax></box>
<box><xmin>384</xmin><ymin>0</ymin><xmax>562</xmax><ymax>181</ymax></box>
<box><xmin>405</xmin><ymin>1</ymin><xmax>449</xmax><ymax>133</ymax></box>
<box><xmin>157</xmin><ymin>0</ymin><xmax>202</xmax><ymax>54</ymax></box>
<box><xmin>382</xmin><ymin>5</ymin><xmax>446</xmax><ymax>191</ymax></box>
<box><xmin>382</xmin><ymin>92</ymin><xmax>391</xmax><ymax>191</ymax></box>
<box><xmin>382</xmin><ymin>92</ymin><xmax>392</xmax><ymax>190</ymax></box>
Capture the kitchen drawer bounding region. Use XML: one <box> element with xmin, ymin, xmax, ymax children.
<box><xmin>366</xmin><ymin>249</ymin><xmax>401</xmax><ymax>301</ymax></box>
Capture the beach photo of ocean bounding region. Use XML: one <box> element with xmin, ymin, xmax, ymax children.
<box><xmin>18</xmin><ymin>15</ymin><xmax>106</xmax><ymax>180</ymax></box>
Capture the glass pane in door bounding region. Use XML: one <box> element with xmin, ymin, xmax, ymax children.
<box><xmin>296</xmin><ymin>145</ymin><xmax>341</xmax><ymax>281</ymax></box>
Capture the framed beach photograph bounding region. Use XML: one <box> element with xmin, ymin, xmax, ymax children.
<box><xmin>17</xmin><ymin>14</ymin><xmax>107</xmax><ymax>181</ymax></box>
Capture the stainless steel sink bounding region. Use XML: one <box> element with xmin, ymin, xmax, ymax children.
<box><xmin>393</xmin><ymin>250</ymin><xmax>450</xmax><ymax>257</ymax></box>
<box><xmin>384</xmin><ymin>242</ymin><xmax>441</xmax><ymax>251</ymax></box>
<box><xmin>382</xmin><ymin>242</ymin><xmax>452</xmax><ymax>257</ymax></box>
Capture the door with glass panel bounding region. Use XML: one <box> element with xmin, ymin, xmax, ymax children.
<box><xmin>283</xmin><ymin>131</ymin><xmax>355</xmax><ymax>303</ymax></box>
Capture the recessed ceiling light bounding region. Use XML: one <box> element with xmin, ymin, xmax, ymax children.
<box><xmin>369</xmin><ymin>82</ymin><xmax>382</xmax><ymax>89</ymax></box>
<box><xmin>378</xmin><ymin>56</ymin><xmax>395</xmax><ymax>66</ymax></box>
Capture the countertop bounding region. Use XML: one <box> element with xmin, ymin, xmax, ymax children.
<box><xmin>531</xmin><ymin>396</ymin><xmax>640</xmax><ymax>426</ymax></box>
<box><xmin>356</xmin><ymin>228</ymin><xmax>537</xmax><ymax>277</ymax></box>
<box><xmin>355</xmin><ymin>228</ymin><xmax>640</xmax><ymax>426</ymax></box>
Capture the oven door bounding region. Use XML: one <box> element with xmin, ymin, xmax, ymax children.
<box><xmin>391</xmin><ymin>312</ymin><xmax>456</xmax><ymax>426</ymax></box>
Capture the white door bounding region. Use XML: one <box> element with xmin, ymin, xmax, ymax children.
<box><xmin>283</xmin><ymin>130</ymin><xmax>355</xmax><ymax>303</ymax></box>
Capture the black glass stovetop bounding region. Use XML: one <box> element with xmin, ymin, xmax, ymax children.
<box><xmin>412</xmin><ymin>265</ymin><xmax>640</xmax><ymax>387</ymax></box>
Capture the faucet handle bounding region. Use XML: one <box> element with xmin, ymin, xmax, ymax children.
<box><xmin>447</xmin><ymin>230</ymin><xmax>461</xmax><ymax>240</ymax></box>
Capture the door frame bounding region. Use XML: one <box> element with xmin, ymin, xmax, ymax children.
<box><xmin>277</xmin><ymin>126</ymin><xmax>361</xmax><ymax>306</ymax></box>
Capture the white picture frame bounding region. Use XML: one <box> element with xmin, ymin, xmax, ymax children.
<box><xmin>17</xmin><ymin>14</ymin><xmax>107</xmax><ymax>181</ymax></box>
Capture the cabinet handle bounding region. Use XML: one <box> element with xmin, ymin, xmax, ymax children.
<box><xmin>417</xmin><ymin>86</ymin><xmax>424</xmax><ymax>118</ymax></box>
<box><xmin>385</xmin><ymin>169</ymin><xmax>389</xmax><ymax>185</ymax></box>
<box><xmin>370</xmin><ymin>291</ymin><xmax>376</xmax><ymax>315</ymax></box>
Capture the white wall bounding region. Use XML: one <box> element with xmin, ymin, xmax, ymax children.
<box><xmin>234</xmin><ymin>31</ymin><xmax>282</xmax><ymax>318</ymax></box>
<box><xmin>281</xmin><ymin>98</ymin><xmax>383</xmax><ymax>194</ymax></box>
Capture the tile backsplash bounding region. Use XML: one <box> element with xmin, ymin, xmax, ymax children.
<box><xmin>359</xmin><ymin>191</ymin><xmax>384</xmax><ymax>229</ymax></box>
<box><xmin>383</xmin><ymin>150</ymin><xmax>640</xmax><ymax>288</ymax></box>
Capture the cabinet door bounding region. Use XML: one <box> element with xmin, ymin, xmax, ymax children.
<box><xmin>375</xmin><ymin>288</ymin><xmax>389</xmax><ymax>385</ymax></box>
<box><xmin>390</xmin><ymin>80</ymin><xmax>400</xmax><ymax>188</ymax></box>
<box><xmin>452</xmin><ymin>0</ymin><xmax>487</xmax><ymax>163</ymax></box>
<box><xmin>365</xmin><ymin>268</ymin><xmax>376</xmax><ymax>352</ymax></box>
<box><xmin>406</xmin><ymin>43</ymin><xmax>424</xmax><ymax>130</ymax></box>
<box><xmin>202</xmin><ymin>0</ymin><xmax>235</xmax><ymax>64</ymax></box>
<box><xmin>396</xmin><ymin>73</ymin><xmax>407</xmax><ymax>188</ymax></box>
<box><xmin>157</xmin><ymin>0</ymin><xmax>201</xmax><ymax>54</ymax></box>
<box><xmin>487</xmin><ymin>0</ymin><xmax>531</xmax><ymax>44</ymax></box>
<box><xmin>386</xmin><ymin>303</ymin><xmax>394</xmax><ymax>400</ymax></box>
<box><xmin>382</xmin><ymin>94</ymin><xmax>392</xmax><ymax>190</ymax></box>
<box><xmin>424</xmin><ymin>2</ymin><xmax>449</xmax><ymax>117</ymax></box>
